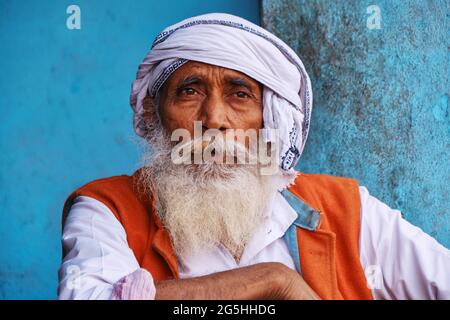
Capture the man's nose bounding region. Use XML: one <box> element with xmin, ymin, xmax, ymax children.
<box><xmin>200</xmin><ymin>93</ymin><xmax>228</xmax><ymax>131</ymax></box>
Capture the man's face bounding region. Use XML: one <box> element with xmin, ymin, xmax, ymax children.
<box><xmin>142</xmin><ymin>63</ymin><xmax>277</xmax><ymax>258</ymax></box>
<box><xmin>158</xmin><ymin>61</ymin><xmax>263</xmax><ymax>136</ymax></box>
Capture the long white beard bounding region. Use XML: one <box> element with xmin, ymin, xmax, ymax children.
<box><xmin>138</xmin><ymin>109</ymin><xmax>289</xmax><ymax>260</ymax></box>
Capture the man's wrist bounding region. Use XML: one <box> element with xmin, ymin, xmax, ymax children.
<box><xmin>255</xmin><ymin>262</ymin><xmax>290</xmax><ymax>299</ymax></box>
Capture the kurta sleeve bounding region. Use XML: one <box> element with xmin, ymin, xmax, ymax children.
<box><xmin>358</xmin><ymin>186</ymin><xmax>450</xmax><ymax>299</ymax></box>
<box><xmin>58</xmin><ymin>196</ymin><xmax>155</xmax><ymax>300</ymax></box>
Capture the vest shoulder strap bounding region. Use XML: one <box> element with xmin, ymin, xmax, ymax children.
<box><xmin>285</xmin><ymin>172</ymin><xmax>372</xmax><ymax>300</ymax></box>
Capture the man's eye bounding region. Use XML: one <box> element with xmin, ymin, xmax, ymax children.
<box><xmin>234</xmin><ymin>91</ymin><xmax>250</xmax><ymax>98</ymax></box>
<box><xmin>179</xmin><ymin>88</ymin><xmax>197</xmax><ymax>95</ymax></box>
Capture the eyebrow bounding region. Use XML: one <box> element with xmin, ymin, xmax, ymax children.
<box><xmin>226</xmin><ymin>77</ymin><xmax>254</xmax><ymax>91</ymax></box>
<box><xmin>175</xmin><ymin>75</ymin><xmax>256</xmax><ymax>91</ymax></box>
<box><xmin>176</xmin><ymin>75</ymin><xmax>202</xmax><ymax>89</ymax></box>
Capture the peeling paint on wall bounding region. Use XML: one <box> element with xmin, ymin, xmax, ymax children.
<box><xmin>262</xmin><ymin>0</ymin><xmax>449</xmax><ymax>247</ymax></box>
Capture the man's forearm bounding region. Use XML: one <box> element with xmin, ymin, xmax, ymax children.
<box><xmin>154</xmin><ymin>262</ymin><xmax>285</xmax><ymax>300</ymax></box>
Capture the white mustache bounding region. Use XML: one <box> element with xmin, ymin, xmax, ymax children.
<box><xmin>172</xmin><ymin>136</ymin><xmax>259</xmax><ymax>165</ymax></box>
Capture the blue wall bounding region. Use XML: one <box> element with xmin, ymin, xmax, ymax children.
<box><xmin>0</xmin><ymin>0</ymin><xmax>259</xmax><ymax>300</ymax></box>
<box><xmin>2</xmin><ymin>0</ymin><xmax>448</xmax><ymax>300</ymax></box>
<box><xmin>262</xmin><ymin>0</ymin><xmax>449</xmax><ymax>247</ymax></box>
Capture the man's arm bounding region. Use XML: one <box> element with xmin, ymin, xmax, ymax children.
<box><xmin>59</xmin><ymin>196</ymin><xmax>141</xmax><ymax>299</ymax></box>
<box><xmin>359</xmin><ymin>186</ymin><xmax>450</xmax><ymax>299</ymax></box>
<box><xmin>60</xmin><ymin>196</ymin><xmax>319</xmax><ymax>300</ymax></box>
<box><xmin>155</xmin><ymin>262</ymin><xmax>319</xmax><ymax>300</ymax></box>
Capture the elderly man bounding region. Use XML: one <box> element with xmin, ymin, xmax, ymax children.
<box><xmin>58</xmin><ymin>13</ymin><xmax>449</xmax><ymax>300</ymax></box>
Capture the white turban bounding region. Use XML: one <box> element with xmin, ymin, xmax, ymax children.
<box><xmin>130</xmin><ymin>13</ymin><xmax>313</xmax><ymax>173</ymax></box>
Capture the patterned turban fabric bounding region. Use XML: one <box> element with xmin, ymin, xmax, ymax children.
<box><xmin>130</xmin><ymin>13</ymin><xmax>313</xmax><ymax>173</ymax></box>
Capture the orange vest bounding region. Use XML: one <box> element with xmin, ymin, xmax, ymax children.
<box><xmin>62</xmin><ymin>169</ymin><xmax>373</xmax><ymax>300</ymax></box>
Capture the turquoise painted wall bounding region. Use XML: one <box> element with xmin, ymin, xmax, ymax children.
<box><xmin>2</xmin><ymin>0</ymin><xmax>448</xmax><ymax>300</ymax></box>
<box><xmin>262</xmin><ymin>0</ymin><xmax>449</xmax><ymax>247</ymax></box>
<box><xmin>0</xmin><ymin>0</ymin><xmax>259</xmax><ymax>299</ymax></box>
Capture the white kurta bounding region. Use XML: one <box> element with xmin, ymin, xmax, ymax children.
<box><xmin>58</xmin><ymin>186</ymin><xmax>450</xmax><ymax>300</ymax></box>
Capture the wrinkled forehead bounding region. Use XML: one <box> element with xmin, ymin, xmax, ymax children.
<box><xmin>161</xmin><ymin>61</ymin><xmax>263</xmax><ymax>90</ymax></box>
<box><xmin>145</xmin><ymin>13</ymin><xmax>305</xmax><ymax>107</ymax></box>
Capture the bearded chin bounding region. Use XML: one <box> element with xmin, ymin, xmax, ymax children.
<box><xmin>138</xmin><ymin>124</ymin><xmax>281</xmax><ymax>260</ymax></box>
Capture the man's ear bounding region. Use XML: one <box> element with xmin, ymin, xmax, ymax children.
<box><xmin>142</xmin><ymin>95</ymin><xmax>159</xmax><ymax>124</ymax></box>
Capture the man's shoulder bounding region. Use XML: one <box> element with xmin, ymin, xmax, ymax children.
<box><xmin>290</xmin><ymin>171</ymin><xmax>362</xmax><ymax>229</ymax></box>
<box><xmin>293</xmin><ymin>171</ymin><xmax>359</xmax><ymax>189</ymax></box>
<box><xmin>290</xmin><ymin>171</ymin><xmax>361</xmax><ymax>209</ymax></box>
<box><xmin>62</xmin><ymin>170</ymin><xmax>146</xmax><ymax>221</ymax></box>
<box><xmin>71</xmin><ymin>169</ymin><xmax>146</xmax><ymax>195</ymax></box>
<box><xmin>74</xmin><ymin>174</ymin><xmax>134</xmax><ymax>193</ymax></box>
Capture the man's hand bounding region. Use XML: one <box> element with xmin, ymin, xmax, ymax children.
<box><xmin>268</xmin><ymin>263</ymin><xmax>320</xmax><ymax>300</ymax></box>
<box><xmin>154</xmin><ymin>262</ymin><xmax>320</xmax><ymax>300</ymax></box>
